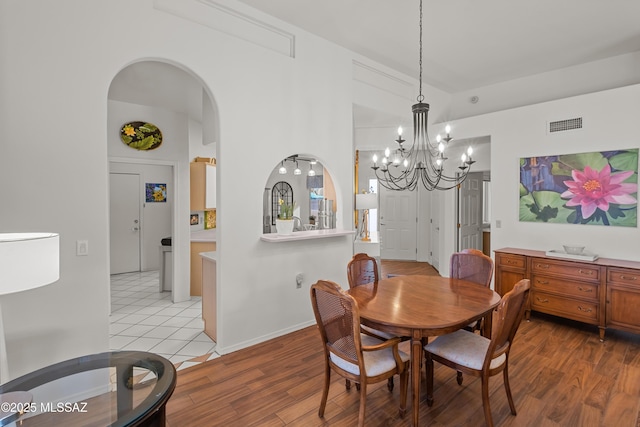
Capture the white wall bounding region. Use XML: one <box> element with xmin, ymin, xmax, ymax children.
<box><xmin>451</xmin><ymin>84</ymin><xmax>640</xmax><ymax>263</ymax></box>
<box><xmin>0</xmin><ymin>0</ymin><xmax>358</xmax><ymax>377</ymax></box>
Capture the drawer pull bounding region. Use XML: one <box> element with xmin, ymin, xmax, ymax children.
<box><xmin>506</xmin><ymin>260</ymin><xmax>517</xmax><ymax>265</ymax></box>
<box><xmin>578</xmin><ymin>269</ymin><xmax>594</xmax><ymax>276</ymax></box>
<box><xmin>537</xmin><ymin>280</ymin><xmax>549</xmax><ymax>285</ymax></box>
<box><xmin>577</xmin><ymin>306</ymin><xmax>593</xmax><ymax>313</ymax></box>
<box><xmin>536</xmin><ymin>264</ymin><xmax>550</xmax><ymax>269</ymax></box>
<box><xmin>620</xmin><ymin>275</ymin><xmax>637</xmax><ymax>281</ymax></box>
<box><xmin>577</xmin><ymin>286</ymin><xmax>592</xmax><ymax>293</ymax></box>
<box><xmin>536</xmin><ymin>297</ymin><xmax>549</xmax><ymax>303</ymax></box>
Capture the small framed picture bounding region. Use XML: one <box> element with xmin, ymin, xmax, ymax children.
<box><xmin>190</xmin><ymin>214</ymin><xmax>199</xmax><ymax>225</ymax></box>
<box><xmin>146</xmin><ymin>183</ymin><xmax>167</xmax><ymax>202</ymax></box>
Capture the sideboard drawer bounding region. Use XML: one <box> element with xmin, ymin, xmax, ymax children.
<box><xmin>608</xmin><ymin>268</ymin><xmax>640</xmax><ymax>287</ymax></box>
<box><xmin>531</xmin><ymin>258</ymin><xmax>600</xmax><ymax>282</ymax></box>
<box><xmin>531</xmin><ymin>291</ymin><xmax>599</xmax><ymax>324</ymax></box>
<box><xmin>531</xmin><ymin>275</ymin><xmax>599</xmax><ymax>302</ymax></box>
<box><xmin>497</xmin><ymin>253</ymin><xmax>526</xmax><ymax>269</ymax></box>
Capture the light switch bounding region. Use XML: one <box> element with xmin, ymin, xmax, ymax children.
<box><xmin>77</xmin><ymin>240</ymin><xmax>89</xmax><ymax>256</ymax></box>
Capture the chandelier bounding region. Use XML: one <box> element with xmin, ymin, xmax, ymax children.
<box><xmin>372</xmin><ymin>0</ymin><xmax>474</xmax><ymax>191</ymax></box>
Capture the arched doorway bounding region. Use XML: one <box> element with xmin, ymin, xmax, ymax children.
<box><xmin>106</xmin><ymin>60</ymin><xmax>221</xmax><ymax>364</ymax></box>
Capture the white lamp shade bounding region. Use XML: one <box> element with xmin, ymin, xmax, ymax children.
<box><xmin>356</xmin><ymin>193</ymin><xmax>378</xmax><ymax>210</ymax></box>
<box><xmin>0</xmin><ymin>233</ymin><xmax>59</xmax><ymax>295</ymax></box>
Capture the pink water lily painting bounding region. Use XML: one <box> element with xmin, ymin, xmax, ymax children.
<box><xmin>520</xmin><ymin>149</ymin><xmax>638</xmax><ymax>226</ymax></box>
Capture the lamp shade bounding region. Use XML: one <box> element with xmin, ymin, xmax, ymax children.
<box><xmin>0</xmin><ymin>233</ymin><xmax>59</xmax><ymax>295</ymax></box>
<box><xmin>356</xmin><ymin>193</ymin><xmax>378</xmax><ymax>210</ymax></box>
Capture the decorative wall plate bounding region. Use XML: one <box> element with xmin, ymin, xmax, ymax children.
<box><xmin>120</xmin><ymin>121</ymin><xmax>162</xmax><ymax>150</ymax></box>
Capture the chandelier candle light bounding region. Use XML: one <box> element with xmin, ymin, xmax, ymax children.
<box><xmin>372</xmin><ymin>0</ymin><xmax>474</xmax><ymax>191</ymax></box>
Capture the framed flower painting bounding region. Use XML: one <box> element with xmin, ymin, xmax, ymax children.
<box><xmin>146</xmin><ymin>183</ymin><xmax>167</xmax><ymax>203</ymax></box>
<box><xmin>519</xmin><ymin>149</ymin><xmax>638</xmax><ymax>227</ymax></box>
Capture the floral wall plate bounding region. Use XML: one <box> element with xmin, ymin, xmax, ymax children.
<box><xmin>120</xmin><ymin>121</ymin><xmax>162</xmax><ymax>150</ymax></box>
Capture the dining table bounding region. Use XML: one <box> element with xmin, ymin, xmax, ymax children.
<box><xmin>347</xmin><ymin>274</ymin><xmax>501</xmax><ymax>426</ymax></box>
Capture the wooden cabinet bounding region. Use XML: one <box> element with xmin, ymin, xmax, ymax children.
<box><xmin>201</xmin><ymin>254</ymin><xmax>217</xmax><ymax>341</ymax></box>
<box><xmin>495</xmin><ymin>247</ymin><xmax>640</xmax><ymax>341</ymax></box>
<box><xmin>190</xmin><ymin>162</ymin><xmax>216</xmax><ymax>211</ymax></box>
<box><xmin>606</xmin><ymin>267</ymin><xmax>640</xmax><ymax>335</ymax></box>
<box><xmin>190</xmin><ymin>241</ymin><xmax>216</xmax><ymax>296</ymax></box>
<box><xmin>529</xmin><ymin>257</ymin><xmax>604</xmax><ymax>330</ymax></box>
<box><xmin>495</xmin><ymin>252</ymin><xmax>527</xmax><ymax>296</ymax></box>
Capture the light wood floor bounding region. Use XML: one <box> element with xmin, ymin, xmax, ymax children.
<box><xmin>166</xmin><ymin>261</ymin><xmax>640</xmax><ymax>426</ymax></box>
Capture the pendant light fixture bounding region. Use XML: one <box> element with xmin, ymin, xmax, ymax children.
<box><xmin>372</xmin><ymin>0</ymin><xmax>474</xmax><ymax>191</ymax></box>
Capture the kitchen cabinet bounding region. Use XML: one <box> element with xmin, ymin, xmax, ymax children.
<box><xmin>190</xmin><ymin>241</ymin><xmax>216</xmax><ymax>296</ymax></box>
<box><xmin>201</xmin><ymin>252</ymin><xmax>217</xmax><ymax>341</ymax></box>
<box><xmin>190</xmin><ymin>162</ymin><xmax>216</xmax><ymax>211</ymax></box>
<box><xmin>495</xmin><ymin>247</ymin><xmax>640</xmax><ymax>341</ymax></box>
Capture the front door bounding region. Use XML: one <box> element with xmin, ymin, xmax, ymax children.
<box><xmin>109</xmin><ymin>173</ymin><xmax>141</xmax><ymax>274</ymax></box>
<box><xmin>380</xmin><ymin>187</ymin><xmax>417</xmax><ymax>260</ymax></box>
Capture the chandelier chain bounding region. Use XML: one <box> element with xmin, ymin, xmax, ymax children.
<box><xmin>418</xmin><ymin>0</ymin><xmax>423</xmax><ymax>103</ymax></box>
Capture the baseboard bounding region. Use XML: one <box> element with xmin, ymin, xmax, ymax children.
<box><xmin>216</xmin><ymin>320</ymin><xmax>316</xmax><ymax>355</ymax></box>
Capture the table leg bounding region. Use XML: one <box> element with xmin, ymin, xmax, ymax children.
<box><xmin>482</xmin><ymin>311</ymin><xmax>493</xmax><ymax>338</ymax></box>
<box><xmin>411</xmin><ymin>333</ymin><xmax>422</xmax><ymax>426</ymax></box>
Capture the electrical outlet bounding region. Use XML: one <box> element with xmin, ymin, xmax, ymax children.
<box><xmin>77</xmin><ymin>240</ymin><xmax>89</xmax><ymax>256</ymax></box>
<box><xmin>295</xmin><ymin>273</ymin><xmax>304</xmax><ymax>289</ymax></box>
<box><xmin>495</xmin><ymin>220</ymin><xmax>502</xmax><ymax>229</ymax></box>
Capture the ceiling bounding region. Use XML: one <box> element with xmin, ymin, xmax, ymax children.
<box><xmin>110</xmin><ymin>1</ymin><xmax>640</xmax><ymax>135</ymax></box>
<box><xmin>236</xmin><ymin>0</ymin><xmax>640</xmax><ymax>93</ymax></box>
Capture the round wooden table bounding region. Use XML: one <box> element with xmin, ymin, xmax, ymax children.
<box><xmin>348</xmin><ymin>275</ymin><xmax>501</xmax><ymax>426</ymax></box>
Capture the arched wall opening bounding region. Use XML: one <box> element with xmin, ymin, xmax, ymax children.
<box><xmin>106</xmin><ymin>58</ymin><xmax>221</xmax><ymax>340</ymax></box>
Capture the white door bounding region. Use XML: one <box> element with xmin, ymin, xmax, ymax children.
<box><xmin>430</xmin><ymin>190</ymin><xmax>441</xmax><ymax>271</ymax></box>
<box><xmin>110</xmin><ymin>173</ymin><xmax>141</xmax><ymax>274</ymax></box>
<box><xmin>458</xmin><ymin>172</ymin><xmax>483</xmax><ymax>251</ymax></box>
<box><xmin>380</xmin><ymin>187</ymin><xmax>417</xmax><ymax>260</ymax></box>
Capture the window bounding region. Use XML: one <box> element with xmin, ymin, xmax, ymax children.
<box><xmin>272</xmin><ymin>181</ymin><xmax>293</xmax><ymax>225</ymax></box>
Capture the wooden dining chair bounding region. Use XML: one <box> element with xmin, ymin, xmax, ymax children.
<box><xmin>347</xmin><ymin>253</ymin><xmax>403</xmax><ymax>392</ymax></box>
<box><xmin>346</xmin><ymin>254</ymin><xmax>397</xmax><ymax>337</ymax></box>
<box><xmin>347</xmin><ymin>253</ymin><xmax>379</xmax><ymax>288</ymax></box>
<box><xmin>310</xmin><ymin>280</ymin><xmax>409</xmax><ymax>427</ymax></box>
<box><xmin>450</xmin><ymin>248</ymin><xmax>495</xmax><ymax>333</ymax></box>
<box><xmin>424</xmin><ymin>279</ymin><xmax>531</xmax><ymax>427</ymax></box>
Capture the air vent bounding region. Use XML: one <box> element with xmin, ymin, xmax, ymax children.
<box><xmin>549</xmin><ymin>117</ymin><xmax>582</xmax><ymax>133</ymax></box>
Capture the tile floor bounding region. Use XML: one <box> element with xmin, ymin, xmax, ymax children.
<box><xmin>109</xmin><ymin>270</ymin><xmax>219</xmax><ymax>371</ymax></box>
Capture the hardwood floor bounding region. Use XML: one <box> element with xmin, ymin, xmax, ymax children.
<box><xmin>166</xmin><ymin>261</ymin><xmax>640</xmax><ymax>426</ymax></box>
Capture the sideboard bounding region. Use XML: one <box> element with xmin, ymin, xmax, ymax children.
<box><xmin>495</xmin><ymin>247</ymin><xmax>640</xmax><ymax>341</ymax></box>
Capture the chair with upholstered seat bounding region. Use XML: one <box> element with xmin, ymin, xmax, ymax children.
<box><xmin>450</xmin><ymin>248</ymin><xmax>495</xmax><ymax>333</ymax></box>
<box><xmin>424</xmin><ymin>279</ymin><xmax>531</xmax><ymax>427</ymax></box>
<box><xmin>310</xmin><ymin>280</ymin><xmax>409</xmax><ymax>427</ymax></box>
<box><xmin>450</xmin><ymin>248</ymin><xmax>494</xmax><ymax>288</ymax></box>
<box><xmin>347</xmin><ymin>253</ymin><xmax>379</xmax><ymax>287</ymax></box>
<box><xmin>347</xmin><ymin>253</ymin><xmax>402</xmax><ymax>392</ymax></box>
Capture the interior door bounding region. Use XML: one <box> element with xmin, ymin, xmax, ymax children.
<box><xmin>379</xmin><ymin>187</ymin><xmax>417</xmax><ymax>260</ymax></box>
<box><xmin>110</xmin><ymin>173</ymin><xmax>141</xmax><ymax>274</ymax></box>
<box><xmin>430</xmin><ymin>190</ymin><xmax>441</xmax><ymax>271</ymax></box>
<box><xmin>458</xmin><ymin>172</ymin><xmax>483</xmax><ymax>251</ymax></box>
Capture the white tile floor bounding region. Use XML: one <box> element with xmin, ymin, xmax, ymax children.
<box><xmin>109</xmin><ymin>270</ymin><xmax>219</xmax><ymax>371</ymax></box>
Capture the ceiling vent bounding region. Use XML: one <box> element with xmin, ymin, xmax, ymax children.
<box><xmin>549</xmin><ymin>117</ymin><xmax>582</xmax><ymax>133</ymax></box>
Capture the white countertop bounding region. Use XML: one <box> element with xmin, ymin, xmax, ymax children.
<box><xmin>200</xmin><ymin>251</ymin><xmax>217</xmax><ymax>261</ymax></box>
<box><xmin>191</xmin><ymin>229</ymin><xmax>217</xmax><ymax>242</ymax></box>
<box><xmin>260</xmin><ymin>229</ymin><xmax>355</xmax><ymax>242</ymax></box>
